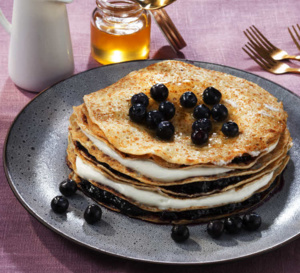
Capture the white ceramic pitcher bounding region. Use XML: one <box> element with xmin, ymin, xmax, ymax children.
<box><xmin>0</xmin><ymin>0</ymin><xmax>74</xmax><ymax>92</ymax></box>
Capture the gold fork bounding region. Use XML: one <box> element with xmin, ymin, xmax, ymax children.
<box><xmin>288</xmin><ymin>24</ymin><xmax>300</xmax><ymax>51</ymax></box>
<box><xmin>244</xmin><ymin>25</ymin><xmax>300</xmax><ymax>61</ymax></box>
<box><xmin>243</xmin><ymin>43</ymin><xmax>300</xmax><ymax>74</ymax></box>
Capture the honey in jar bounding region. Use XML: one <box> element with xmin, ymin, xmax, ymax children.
<box><xmin>91</xmin><ymin>0</ymin><xmax>151</xmax><ymax>65</ymax></box>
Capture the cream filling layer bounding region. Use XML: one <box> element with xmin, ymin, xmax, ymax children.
<box><xmin>82</xmin><ymin>130</ymin><xmax>232</xmax><ymax>181</ymax></box>
<box><xmin>248</xmin><ymin>138</ymin><xmax>279</xmax><ymax>157</ymax></box>
<box><xmin>76</xmin><ymin>156</ymin><xmax>274</xmax><ymax>210</ymax></box>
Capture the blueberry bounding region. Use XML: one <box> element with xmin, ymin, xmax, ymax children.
<box><xmin>84</xmin><ymin>204</ymin><xmax>102</xmax><ymax>224</ymax></box>
<box><xmin>146</xmin><ymin>110</ymin><xmax>164</xmax><ymax>129</ymax></box>
<box><xmin>102</xmin><ymin>191</ymin><xmax>114</xmax><ymax>203</ymax></box>
<box><xmin>51</xmin><ymin>196</ymin><xmax>69</xmax><ymax>214</ymax></box>
<box><xmin>159</xmin><ymin>101</ymin><xmax>175</xmax><ymax>120</ymax></box>
<box><xmin>232</xmin><ymin>154</ymin><xmax>252</xmax><ymax>163</ymax></box>
<box><xmin>161</xmin><ymin>211</ymin><xmax>179</xmax><ymax>221</ymax></box>
<box><xmin>191</xmin><ymin>129</ymin><xmax>209</xmax><ymax>145</ymax></box>
<box><xmin>150</xmin><ymin>83</ymin><xmax>169</xmax><ymax>102</ymax></box>
<box><xmin>156</xmin><ymin>121</ymin><xmax>174</xmax><ymax>140</ymax></box>
<box><xmin>203</xmin><ymin>87</ymin><xmax>222</xmax><ymax>105</ymax></box>
<box><xmin>59</xmin><ymin>179</ymin><xmax>77</xmax><ymax>197</ymax></box>
<box><xmin>222</xmin><ymin>121</ymin><xmax>239</xmax><ymax>137</ymax></box>
<box><xmin>192</xmin><ymin>118</ymin><xmax>212</xmax><ymax>133</ymax></box>
<box><xmin>112</xmin><ymin>196</ymin><xmax>127</xmax><ymax>212</ymax></box>
<box><xmin>207</xmin><ymin>220</ymin><xmax>224</xmax><ymax>238</ymax></box>
<box><xmin>193</xmin><ymin>104</ymin><xmax>210</xmax><ymax>119</ymax></box>
<box><xmin>171</xmin><ymin>225</ymin><xmax>190</xmax><ymax>242</ymax></box>
<box><xmin>131</xmin><ymin>93</ymin><xmax>149</xmax><ymax>107</ymax></box>
<box><xmin>180</xmin><ymin>92</ymin><xmax>198</xmax><ymax>108</ymax></box>
<box><xmin>224</xmin><ymin>216</ymin><xmax>243</xmax><ymax>234</ymax></box>
<box><xmin>126</xmin><ymin>205</ymin><xmax>144</xmax><ymax>216</ymax></box>
<box><xmin>243</xmin><ymin>212</ymin><xmax>261</xmax><ymax>231</ymax></box>
<box><xmin>129</xmin><ymin>103</ymin><xmax>147</xmax><ymax>123</ymax></box>
<box><xmin>211</xmin><ymin>104</ymin><xmax>228</xmax><ymax>122</ymax></box>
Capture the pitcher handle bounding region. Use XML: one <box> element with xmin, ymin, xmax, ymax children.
<box><xmin>0</xmin><ymin>8</ymin><xmax>11</xmax><ymax>34</ymax></box>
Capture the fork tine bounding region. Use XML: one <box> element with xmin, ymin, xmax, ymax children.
<box><xmin>246</xmin><ymin>42</ymin><xmax>277</xmax><ymax>67</ymax></box>
<box><xmin>249</xmin><ymin>26</ymin><xmax>273</xmax><ymax>51</ymax></box>
<box><xmin>243</xmin><ymin>47</ymin><xmax>264</xmax><ymax>68</ymax></box>
<box><xmin>247</xmin><ymin>27</ymin><xmax>271</xmax><ymax>50</ymax></box>
<box><xmin>292</xmin><ymin>25</ymin><xmax>300</xmax><ymax>51</ymax></box>
<box><xmin>244</xmin><ymin>44</ymin><xmax>271</xmax><ymax>69</ymax></box>
<box><xmin>292</xmin><ymin>25</ymin><xmax>300</xmax><ymax>41</ymax></box>
<box><xmin>242</xmin><ymin>45</ymin><xmax>269</xmax><ymax>70</ymax></box>
<box><xmin>251</xmin><ymin>25</ymin><xmax>276</xmax><ymax>50</ymax></box>
<box><xmin>288</xmin><ymin>26</ymin><xmax>300</xmax><ymax>51</ymax></box>
<box><xmin>244</xmin><ymin>29</ymin><xmax>269</xmax><ymax>51</ymax></box>
<box><xmin>247</xmin><ymin>43</ymin><xmax>268</xmax><ymax>61</ymax></box>
<box><xmin>247</xmin><ymin>41</ymin><xmax>267</xmax><ymax>56</ymax></box>
<box><xmin>243</xmin><ymin>47</ymin><xmax>268</xmax><ymax>70</ymax></box>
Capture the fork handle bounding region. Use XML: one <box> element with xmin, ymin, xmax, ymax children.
<box><xmin>285</xmin><ymin>55</ymin><xmax>300</xmax><ymax>60</ymax></box>
<box><xmin>286</xmin><ymin>67</ymin><xmax>300</xmax><ymax>73</ymax></box>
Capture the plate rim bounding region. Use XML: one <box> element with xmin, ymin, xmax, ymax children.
<box><xmin>3</xmin><ymin>59</ymin><xmax>300</xmax><ymax>265</ymax></box>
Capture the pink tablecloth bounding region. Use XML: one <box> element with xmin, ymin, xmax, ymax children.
<box><xmin>1</xmin><ymin>0</ymin><xmax>300</xmax><ymax>272</ymax></box>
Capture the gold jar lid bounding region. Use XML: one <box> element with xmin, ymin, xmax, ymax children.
<box><xmin>150</xmin><ymin>8</ymin><xmax>186</xmax><ymax>52</ymax></box>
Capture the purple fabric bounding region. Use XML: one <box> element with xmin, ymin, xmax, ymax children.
<box><xmin>1</xmin><ymin>0</ymin><xmax>300</xmax><ymax>272</ymax></box>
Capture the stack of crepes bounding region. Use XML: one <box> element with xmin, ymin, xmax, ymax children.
<box><xmin>67</xmin><ymin>60</ymin><xmax>292</xmax><ymax>224</ymax></box>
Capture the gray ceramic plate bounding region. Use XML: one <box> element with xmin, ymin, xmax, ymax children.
<box><xmin>4</xmin><ymin>60</ymin><xmax>300</xmax><ymax>264</ymax></box>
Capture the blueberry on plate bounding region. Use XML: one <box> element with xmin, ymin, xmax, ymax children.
<box><xmin>146</xmin><ymin>110</ymin><xmax>164</xmax><ymax>129</ymax></box>
<box><xmin>180</xmin><ymin>91</ymin><xmax>198</xmax><ymax>108</ymax></box>
<box><xmin>192</xmin><ymin>118</ymin><xmax>212</xmax><ymax>133</ymax></box>
<box><xmin>51</xmin><ymin>196</ymin><xmax>69</xmax><ymax>214</ymax></box>
<box><xmin>129</xmin><ymin>103</ymin><xmax>147</xmax><ymax>123</ymax></box>
<box><xmin>203</xmin><ymin>87</ymin><xmax>222</xmax><ymax>105</ymax></box>
<box><xmin>243</xmin><ymin>212</ymin><xmax>261</xmax><ymax>231</ymax></box>
<box><xmin>222</xmin><ymin>121</ymin><xmax>239</xmax><ymax>137</ymax></box>
<box><xmin>156</xmin><ymin>121</ymin><xmax>175</xmax><ymax>140</ymax></box>
<box><xmin>207</xmin><ymin>220</ymin><xmax>224</xmax><ymax>238</ymax></box>
<box><xmin>191</xmin><ymin>129</ymin><xmax>209</xmax><ymax>145</ymax></box>
<box><xmin>193</xmin><ymin>104</ymin><xmax>210</xmax><ymax>119</ymax></box>
<box><xmin>59</xmin><ymin>179</ymin><xmax>77</xmax><ymax>197</ymax></box>
<box><xmin>171</xmin><ymin>225</ymin><xmax>190</xmax><ymax>242</ymax></box>
<box><xmin>211</xmin><ymin>104</ymin><xmax>228</xmax><ymax>122</ymax></box>
<box><xmin>84</xmin><ymin>204</ymin><xmax>102</xmax><ymax>224</ymax></box>
<box><xmin>150</xmin><ymin>83</ymin><xmax>169</xmax><ymax>102</ymax></box>
<box><xmin>159</xmin><ymin>101</ymin><xmax>175</xmax><ymax>120</ymax></box>
<box><xmin>224</xmin><ymin>216</ymin><xmax>243</xmax><ymax>234</ymax></box>
<box><xmin>131</xmin><ymin>93</ymin><xmax>149</xmax><ymax>107</ymax></box>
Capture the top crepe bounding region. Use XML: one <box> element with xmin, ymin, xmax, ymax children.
<box><xmin>84</xmin><ymin>60</ymin><xmax>287</xmax><ymax>166</ymax></box>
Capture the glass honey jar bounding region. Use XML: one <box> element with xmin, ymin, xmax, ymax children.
<box><xmin>91</xmin><ymin>0</ymin><xmax>151</xmax><ymax>65</ymax></box>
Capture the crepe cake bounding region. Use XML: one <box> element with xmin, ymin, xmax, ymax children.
<box><xmin>66</xmin><ymin>60</ymin><xmax>292</xmax><ymax>224</ymax></box>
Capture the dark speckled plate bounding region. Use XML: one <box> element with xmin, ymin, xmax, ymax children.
<box><xmin>4</xmin><ymin>60</ymin><xmax>300</xmax><ymax>264</ymax></box>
